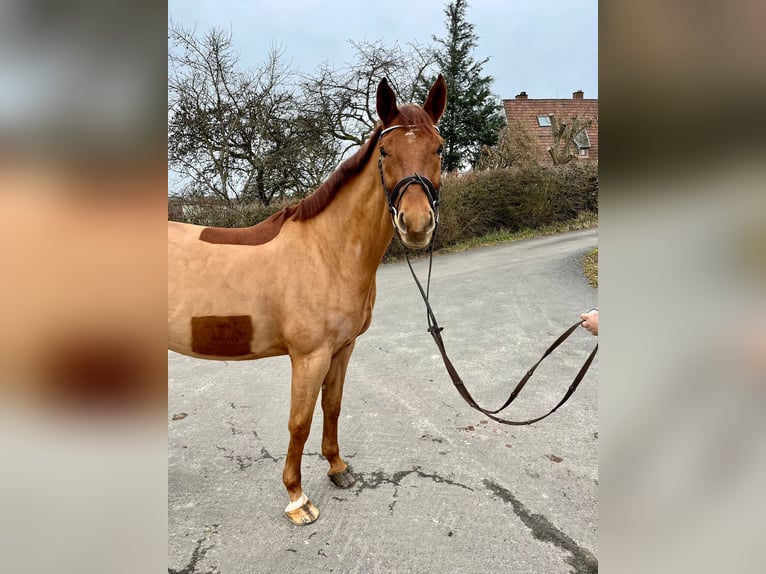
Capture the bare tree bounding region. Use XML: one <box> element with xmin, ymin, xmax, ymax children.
<box><xmin>547</xmin><ymin>115</ymin><xmax>593</xmax><ymax>166</ymax></box>
<box><xmin>168</xmin><ymin>24</ymin><xmax>339</xmax><ymax>204</ymax></box>
<box><xmin>299</xmin><ymin>39</ymin><xmax>438</xmax><ymax>156</ymax></box>
<box><xmin>477</xmin><ymin>120</ymin><xmax>545</xmax><ymax>170</ymax></box>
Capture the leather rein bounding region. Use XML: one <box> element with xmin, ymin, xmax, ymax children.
<box><xmin>377</xmin><ymin>124</ymin><xmax>598</xmax><ymax>425</ymax></box>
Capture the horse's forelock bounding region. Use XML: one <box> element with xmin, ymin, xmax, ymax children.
<box><xmin>395</xmin><ymin>105</ymin><xmax>440</xmax><ymax>136</ymax></box>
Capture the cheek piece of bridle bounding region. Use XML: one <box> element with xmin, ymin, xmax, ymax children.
<box><xmin>378</xmin><ymin>125</ymin><xmax>597</xmax><ymax>426</ymax></box>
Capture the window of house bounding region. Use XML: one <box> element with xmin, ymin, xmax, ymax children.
<box><xmin>537</xmin><ymin>115</ymin><xmax>551</xmax><ymax>127</ymax></box>
<box><xmin>573</xmin><ymin>128</ymin><xmax>591</xmax><ymax>150</ymax></box>
<box><xmin>579</xmin><ymin>148</ymin><xmax>589</xmax><ymax>158</ymax></box>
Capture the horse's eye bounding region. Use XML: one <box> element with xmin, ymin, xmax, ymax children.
<box><xmin>437</xmin><ymin>145</ymin><xmax>444</xmax><ymax>157</ymax></box>
<box><xmin>379</xmin><ymin>147</ymin><xmax>388</xmax><ymax>158</ymax></box>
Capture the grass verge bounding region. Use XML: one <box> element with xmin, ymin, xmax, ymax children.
<box><xmin>583</xmin><ymin>247</ymin><xmax>599</xmax><ymax>288</ymax></box>
<box><xmin>439</xmin><ymin>212</ymin><xmax>597</xmax><ymax>255</ymax></box>
<box><xmin>385</xmin><ymin>211</ymin><xmax>598</xmax><ymax>263</ymax></box>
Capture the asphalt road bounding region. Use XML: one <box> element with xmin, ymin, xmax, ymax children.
<box><xmin>168</xmin><ymin>228</ymin><xmax>599</xmax><ymax>574</ymax></box>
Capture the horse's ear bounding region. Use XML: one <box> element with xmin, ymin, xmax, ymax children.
<box><xmin>423</xmin><ymin>74</ymin><xmax>447</xmax><ymax>124</ymax></box>
<box><xmin>376</xmin><ymin>78</ymin><xmax>398</xmax><ymax>126</ymax></box>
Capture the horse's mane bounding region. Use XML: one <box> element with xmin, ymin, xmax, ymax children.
<box><xmin>291</xmin><ymin>124</ymin><xmax>384</xmax><ymax>221</ymax></box>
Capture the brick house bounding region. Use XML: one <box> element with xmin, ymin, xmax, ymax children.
<box><xmin>502</xmin><ymin>90</ymin><xmax>598</xmax><ymax>163</ymax></box>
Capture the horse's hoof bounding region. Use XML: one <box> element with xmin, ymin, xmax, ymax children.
<box><xmin>284</xmin><ymin>493</ymin><xmax>320</xmax><ymax>525</ymax></box>
<box><xmin>328</xmin><ymin>467</ymin><xmax>357</xmax><ymax>488</ymax></box>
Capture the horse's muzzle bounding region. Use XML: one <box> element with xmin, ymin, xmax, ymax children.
<box><xmin>395</xmin><ymin>209</ymin><xmax>435</xmax><ymax>249</ymax></box>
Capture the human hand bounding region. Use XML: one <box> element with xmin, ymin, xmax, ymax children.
<box><xmin>581</xmin><ymin>309</ymin><xmax>598</xmax><ymax>336</ymax></box>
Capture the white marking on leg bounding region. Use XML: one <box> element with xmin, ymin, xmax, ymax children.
<box><xmin>285</xmin><ymin>492</ymin><xmax>308</xmax><ymax>513</ymax></box>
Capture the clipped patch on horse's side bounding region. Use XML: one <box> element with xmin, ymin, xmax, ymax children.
<box><xmin>191</xmin><ymin>315</ymin><xmax>253</xmax><ymax>357</ymax></box>
<box><xmin>198</xmin><ymin>207</ymin><xmax>297</xmax><ymax>246</ymax></box>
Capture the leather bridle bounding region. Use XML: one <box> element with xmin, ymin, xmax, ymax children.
<box><xmin>377</xmin><ymin>124</ymin><xmax>441</xmax><ymax>227</ymax></box>
<box><xmin>378</xmin><ymin>123</ymin><xmax>598</xmax><ymax>426</ymax></box>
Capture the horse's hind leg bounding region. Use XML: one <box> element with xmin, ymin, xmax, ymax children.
<box><xmin>283</xmin><ymin>351</ymin><xmax>332</xmax><ymax>525</ymax></box>
<box><xmin>321</xmin><ymin>342</ymin><xmax>357</xmax><ymax>488</ymax></box>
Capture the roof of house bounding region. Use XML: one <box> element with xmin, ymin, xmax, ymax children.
<box><xmin>502</xmin><ymin>91</ymin><xmax>599</xmax><ymax>160</ymax></box>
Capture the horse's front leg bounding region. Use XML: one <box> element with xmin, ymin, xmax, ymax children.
<box><xmin>321</xmin><ymin>341</ymin><xmax>357</xmax><ymax>488</ymax></box>
<box><xmin>283</xmin><ymin>350</ymin><xmax>332</xmax><ymax>525</ymax></box>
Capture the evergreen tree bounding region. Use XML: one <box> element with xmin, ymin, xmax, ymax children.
<box><xmin>423</xmin><ymin>0</ymin><xmax>505</xmax><ymax>171</ymax></box>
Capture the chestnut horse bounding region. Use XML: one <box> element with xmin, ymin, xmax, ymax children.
<box><xmin>168</xmin><ymin>76</ymin><xmax>447</xmax><ymax>524</ymax></box>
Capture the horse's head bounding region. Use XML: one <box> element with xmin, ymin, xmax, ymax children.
<box><xmin>376</xmin><ymin>75</ymin><xmax>447</xmax><ymax>249</ymax></box>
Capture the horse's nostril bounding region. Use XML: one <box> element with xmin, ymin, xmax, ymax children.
<box><xmin>397</xmin><ymin>212</ymin><xmax>407</xmax><ymax>233</ymax></box>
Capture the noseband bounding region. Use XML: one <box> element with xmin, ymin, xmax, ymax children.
<box><xmin>377</xmin><ymin>125</ymin><xmax>441</xmax><ymax>228</ymax></box>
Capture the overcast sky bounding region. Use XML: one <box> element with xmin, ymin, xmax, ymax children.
<box><xmin>168</xmin><ymin>0</ymin><xmax>598</xmax><ymax>101</ymax></box>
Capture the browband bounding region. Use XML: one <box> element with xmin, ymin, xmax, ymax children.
<box><xmin>379</xmin><ymin>124</ymin><xmax>440</xmax><ymax>138</ymax></box>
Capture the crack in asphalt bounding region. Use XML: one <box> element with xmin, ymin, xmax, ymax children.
<box><xmin>483</xmin><ymin>479</ymin><xmax>597</xmax><ymax>574</ymax></box>
<box><xmin>347</xmin><ymin>466</ymin><xmax>473</xmax><ymax>515</ymax></box>
<box><xmin>224</xmin><ymin>420</ymin><xmax>257</xmax><ymax>437</ymax></box>
<box><xmin>388</xmin><ymin>489</ymin><xmax>398</xmax><ymax>515</ymax></box>
<box><xmin>255</xmin><ymin>446</ymin><xmax>282</xmax><ymax>463</ymax></box>
<box><xmin>215</xmin><ymin>445</ymin><xmax>283</xmax><ymax>471</ymax></box>
<box><xmin>214</xmin><ymin>445</ymin><xmax>362</xmax><ymax>472</ymax></box>
<box><xmin>168</xmin><ymin>525</ymin><xmax>219</xmax><ymax>574</ymax></box>
<box><xmin>356</xmin><ymin>466</ymin><xmax>473</xmax><ymax>496</ymax></box>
